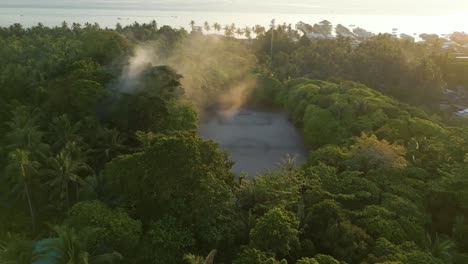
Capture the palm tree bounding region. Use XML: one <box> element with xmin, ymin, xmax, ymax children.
<box><xmin>135</xmin><ymin>131</ymin><xmax>158</xmax><ymax>149</ymax></box>
<box><xmin>36</xmin><ymin>225</ymin><xmax>122</xmax><ymax>264</ymax></box>
<box><xmin>244</xmin><ymin>26</ymin><xmax>252</xmax><ymax>39</ymax></box>
<box><xmin>425</xmin><ymin>233</ymin><xmax>455</xmax><ymax>262</ymax></box>
<box><xmin>224</xmin><ymin>25</ymin><xmax>233</xmax><ymax>37</ymax></box>
<box><xmin>5</xmin><ymin>149</ymin><xmax>40</xmax><ymax>232</ymax></box>
<box><xmin>212</xmin><ymin>22</ymin><xmax>221</xmax><ymax>32</ymax></box>
<box><xmin>49</xmin><ymin>114</ymin><xmax>82</xmax><ymax>151</ymax></box>
<box><xmin>253</xmin><ymin>25</ymin><xmax>266</xmax><ymax>36</ymax></box>
<box><xmin>45</xmin><ymin>142</ymin><xmax>93</xmax><ymax>209</ymax></box>
<box><xmin>235</xmin><ymin>28</ymin><xmax>244</xmax><ymax>38</ymax></box>
<box><xmin>0</xmin><ymin>234</ymin><xmax>35</xmax><ymax>263</ymax></box>
<box><xmin>184</xmin><ymin>250</ymin><xmax>216</xmax><ymax>264</ymax></box>
<box><xmin>229</xmin><ymin>23</ymin><xmax>236</xmax><ymax>33</ymax></box>
<box><xmin>5</xmin><ymin>105</ymin><xmax>49</xmax><ymax>159</ymax></box>
<box><xmin>184</xmin><ymin>254</ymin><xmax>204</xmax><ymax>264</ymax></box>
<box><xmin>89</xmin><ymin>128</ymin><xmax>128</xmax><ymax>168</ymax></box>
<box><xmin>189</xmin><ymin>20</ymin><xmax>196</xmax><ymax>31</ymax></box>
<box><xmin>203</xmin><ymin>21</ymin><xmax>211</xmax><ymax>32</ymax></box>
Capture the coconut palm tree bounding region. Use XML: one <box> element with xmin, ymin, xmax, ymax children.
<box><xmin>5</xmin><ymin>149</ymin><xmax>40</xmax><ymax>232</ymax></box>
<box><xmin>45</xmin><ymin>142</ymin><xmax>93</xmax><ymax>209</ymax></box>
<box><xmin>183</xmin><ymin>250</ymin><xmax>216</xmax><ymax>264</ymax></box>
<box><xmin>184</xmin><ymin>254</ymin><xmax>204</xmax><ymax>264</ymax></box>
<box><xmin>88</xmin><ymin>128</ymin><xmax>128</xmax><ymax>169</ymax></box>
<box><xmin>212</xmin><ymin>22</ymin><xmax>221</xmax><ymax>32</ymax></box>
<box><xmin>203</xmin><ymin>21</ymin><xmax>211</xmax><ymax>32</ymax></box>
<box><xmin>36</xmin><ymin>225</ymin><xmax>122</xmax><ymax>264</ymax></box>
<box><xmin>253</xmin><ymin>25</ymin><xmax>266</xmax><ymax>36</ymax></box>
<box><xmin>224</xmin><ymin>25</ymin><xmax>233</xmax><ymax>37</ymax></box>
<box><xmin>425</xmin><ymin>233</ymin><xmax>455</xmax><ymax>262</ymax></box>
<box><xmin>0</xmin><ymin>234</ymin><xmax>35</xmax><ymax>264</ymax></box>
<box><xmin>244</xmin><ymin>26</ymin><xmax>252</xmax><ymax>39</ymax></box>
<box><xmin>5</xmin><ymin>105</ymin><xmax>49</xmax><ymax>160</ymax></box>
<box><xmin>229</xmin><ymin>23</ymin><xmax>236</xmax><ymax>33</ymax></box>
<box><xmin>48</xmin><ymin>114</ymin><xmax>82</xmax><ymax>151</ymax></box>
<box><xmin>235</xmin><ymin>28</ymin><xmax>244</xmax><ymax>38</ymax></box>
<box><xmin>189</xmin><ymin>20</ymin><xmax>196</xmax><ymax>32</ymax></box>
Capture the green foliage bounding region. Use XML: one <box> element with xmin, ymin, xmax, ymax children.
<box><xmin>453</xmin><ymin>218</ymin><xmax>468</xmax><ymax>254</ymax></box>
<box><xmin>81</xmin><ymin>30</ymin><xmax>130</xmax><ymax>64</ymax></box>
<box><xmin>238</xmin><ymin>170</ymin><xmax>302</xmax><ymax>215</ymax></box>
<box><xmin>102</xmin><ymin>132</ymin><xmax>235</xmax><ymax>250</ymax></box>
<box><xmin>368</xmin><ymin>238</ymin><xmax>445</xmax><ymax>264</ymax></box>
<box><xmin>303</xmin><ymin>105</ymin><xmax>346</xmax><ymax>148</ymax></box>
<box><xmin>251</xmin><ymin>73</ymin><xmax>283</xmax><ymax>107</ymax></box>
<box><xmin>35</xmin><ymin>225</ymin><xmax>122</xmax><ymax>264</ymax></box>
<box><xmin>0</xmin><ymin>235</ymin><xmax>34</xmax><ymax>264</ymax></box>
<box><xmin>66</xmin><ymin>200</ymin><xmax>142</xmax><ymax>257</ymax></box>
<box><xmin>141</xmin><ymin>216</ymin><xmax>194</xmax><ymax>264</ymax></box>
<box><xmin>46</xmin><ymin>79</ymin><xmax>104</xmax><ymax>119</ymax></box>
<box><xmin>313</xmin><ymin>254</ymin><xmax>341</xmax><ymax>264</ymax></box>
<box><xmin>45</xmin><ymin>142</ymin><xmax>92</xmax><ymax>209</ymax></box>
<box><xmin>166</xmin><ymin>100</ymin><xmax>199</xmax><ymax>131</ymax></box>
<box><xmin>296</xmin><ymin>257</ymin><xmax>319</xmax><ymax>264</ymax></box>
<box><xmin>0</xmin><ymin>21</ymin><xmax>467</xmax><ymax>264</ymax></box>
<box><xmin>355</xmin><ymin>205</ymin><xmax>407</xmax><ymax>244</ymax></box>
<box><xmin>4</xmin><ymin>105</ymin><xmax>49</xmax><ymax>158</ymax></box>
<box><xmin>110</xmin><ymin>92</ymin><xmax>170</xmax><ymax>133</ymax></box>
<box><xmin>345</xmin><ymin>133</ymin><xmax>407</xmax><ymax>171</ymax></box>
<box><xmin>5</xmin><ymin>149</ymin><xmax>40</xmax><ymax>232</ymax></box>
<box><xmin>233</xmin><ymin>248</ymin><xmax>286</xmax><ymax>264</ymax></box>
<box><xmin>250</xmin><ymin>207</ymin><xmax>300</xmax><ymax>257</ymax></box>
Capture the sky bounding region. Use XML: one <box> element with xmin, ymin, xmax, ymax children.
<box><xmin>2</xmin><ymin>0</ymin><xmax>468</xmax><ymax>15</ymax></box>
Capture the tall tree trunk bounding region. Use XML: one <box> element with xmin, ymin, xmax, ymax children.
<box><xmin>66</xmin><ymin>182</ymin><xmax>70</xmax><ymax>209</ymax></box>
<box><xmin>24</xmin><ymin>182</ymin><xmax>36</xmax><ymax>232</ymax></box>
<box><xmin>75</xmin><ymin>182</ymin><xmax>80</xmax><ymax>205</ymax></box>
<box><xmin>21</xmin><ymin>164</ymin><xmax>36</xmax><ymax>232</ymax></box>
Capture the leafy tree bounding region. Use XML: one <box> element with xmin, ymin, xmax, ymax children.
<box><xmin>296</xmin><ymin>257</ymin><xmax>319</xmax><ymax>264</ymax></box>
<box><xmin>81</xmin><ymin>30</ymin><xmax>130</xmax><ymax>64</ymax></box>
<box><xmin>250</xmin><ymin>207</ymin><xmax>300</xmax><ymax>257</ymax></box>
<box><xmin>110</xmin><ymin>92</ymin><xmax>169</xmax><ymax>133</ymax></box>
<box><xmin>139</xmin><ymin>216</ymin><xmax>194</xmax><ymax>264</ymax></box>
<box><xmin>46</xmin><ymin>79</ymin><xmax>105</xmax><ymax>119</ymax></box>
<box><xmin>166</xmin><ymin>100</ymin><xmax>198</xmax><ymax>131</ymax></box>
<box><xmin>345</xmin><ymin>133</ymin><xmax>407</xmax><ymax>171</ymax></box>
<box><xmin>238</xmin><ymin>170</ymin><xmax>302</xmax><ymax>216</ymax></box>
<box><xmin>66</xmin><ymin>200</ymin><xmax>142</xmax><ymax>258</ymax></box>
<box><xmin>312</xmin><ymin>254</ymin><xmax>341</xmax><ymax>264</ymax></box>
<box><xmin>233</xmin><ymin>248</ymin><xmax>286</xmax><ymax>264</ymax></box>
<box><xmin>355</xmin><ymin>205</ymin><xmax>407</xmax><ymax>244</ymax></box>
<box><xmin>36</xmin><ymin>225</ymin><xmax>122</xmax><ymax>264</ymax></box>
<box><xmin>102</xmin><ymin>132</ymin><xmax>235</xmax><ymax>248</ymax></box>
<box><xmin>302</xmin><ymin>105</ymin><xmax>346</xmax><ymax>148</ymax></box>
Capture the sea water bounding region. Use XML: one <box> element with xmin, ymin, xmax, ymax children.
<box><xmin>1</xmin><ymin>3</ymin><xmax>467</xmax><ymax>35</ymax></box>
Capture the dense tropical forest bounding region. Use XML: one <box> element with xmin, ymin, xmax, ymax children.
<box><xmin>1</xmin><ymin>20</ymin><xmax>468</xmax><ymax>264</ymax></box>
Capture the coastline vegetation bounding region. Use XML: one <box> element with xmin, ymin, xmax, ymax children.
<box><xmin>0</xmin><ymin>20</ymin><xmax>468</xmax><ymax>263</ymax></box>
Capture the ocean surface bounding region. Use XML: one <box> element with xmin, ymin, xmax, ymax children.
<box><xmin>1</xmin><ymin>1</ymin><xmax>467</xmax><ymax>35</ymax></box>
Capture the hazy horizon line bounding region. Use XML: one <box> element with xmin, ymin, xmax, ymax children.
<box><xmin>1</xmin><ymin>3</ymin><xmax>466</xmax><ymax>17</ymax></box>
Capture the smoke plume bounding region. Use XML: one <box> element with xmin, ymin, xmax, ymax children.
<box><xmin>118</xmin><ymin>34</ymin><xmax>257</xmax><ymax>115</ymax></box>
